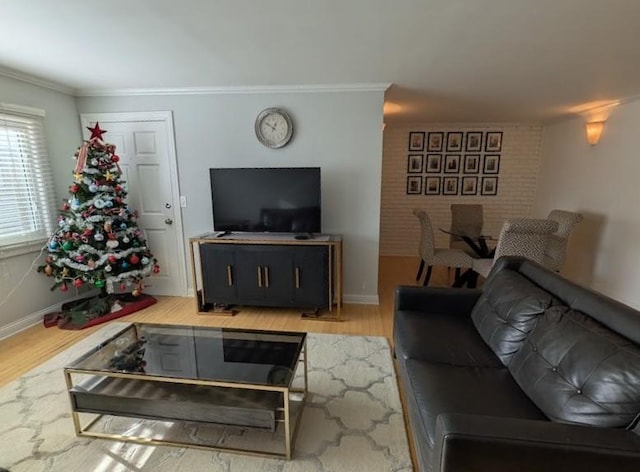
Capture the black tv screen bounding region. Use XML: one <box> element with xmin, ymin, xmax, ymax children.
<box><xmin>210</xmin><ymin>167</ymin><xmax>321</xmax><ymax>233</ymax></box>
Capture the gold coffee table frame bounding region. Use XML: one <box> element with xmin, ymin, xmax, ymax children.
<box><xmin>64</xmin><ymin>337</ymin><xmax>308</xmax><ymax>460</ymax></box>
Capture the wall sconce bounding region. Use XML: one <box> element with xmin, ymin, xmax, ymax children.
<box><xmin>585</xmin><ymin>121</ymin><xmax>605</xmax><ymax>145</ymax></box>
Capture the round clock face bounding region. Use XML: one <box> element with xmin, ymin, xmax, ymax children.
<box><xmin>255</xmin><ymin>108</ymin><xmax>293</xmax><ymax>148</ymax></box>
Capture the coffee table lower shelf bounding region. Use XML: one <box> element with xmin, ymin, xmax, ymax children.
<box><xmin>64</xmin><ymin>371</ymin><xmax>307</xmax><ymax>460</ymax></box>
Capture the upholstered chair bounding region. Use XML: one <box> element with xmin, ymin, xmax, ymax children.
<box><xmin>543</xmin><ymin>209</ymin><xmax>584</xmax><ymax>271</ymax></box>
<box><xmin>413</xmin><ymin>209</ymin><xmax>475</xmax><ymax>286</ymax></box>
<box><xmin>472</xmin><ymin>218</ymin><xmax>559</xmax><ymax>278</ymax></box>
<box><xmin>449</xmin><ymin>204</ymin><xmax>484</xmax><ymax>253</ymax></box>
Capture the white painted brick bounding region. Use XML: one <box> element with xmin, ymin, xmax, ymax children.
<box><xmin>380</xmin><ymin>123</ymin><xmax>543</xmax><ymax>256</ymax></box>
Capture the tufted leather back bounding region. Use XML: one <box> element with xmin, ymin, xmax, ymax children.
<box><xmin>471</xmin><ymin>270</ymin><xmax>558</xmax><ymax>366</ymax></box>
<box><xmin>482</xmin><ymin>257</ymin><xmax>640</xmax><ymax>429</ymax></box>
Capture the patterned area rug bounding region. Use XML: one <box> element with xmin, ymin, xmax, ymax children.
<box><xmin>0</xmin><ymin>323</ymin><xmax>412</xmax><ymax>471</ymax></box>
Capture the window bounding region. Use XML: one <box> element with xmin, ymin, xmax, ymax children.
<box><xmin>0</xmin><ymin>104</ymin><xmax>56</xmax><ymax>249</ymax></box>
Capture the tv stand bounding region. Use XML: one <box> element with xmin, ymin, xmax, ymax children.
<box><xmin>189</xmin><ymin>233</ymin><xmax>342</xmax><ymax>320</ymax></box>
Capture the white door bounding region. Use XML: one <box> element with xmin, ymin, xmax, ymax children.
<box><xmin>80</xmin><ymin>112</ymin><xmax>187</xmax><ymax>297</ymax></box>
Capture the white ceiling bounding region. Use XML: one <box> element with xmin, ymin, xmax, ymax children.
<box><xmin>2</xmin><ymin>0</ymin><xmax>640</xmax><ymax>123</ymax></box>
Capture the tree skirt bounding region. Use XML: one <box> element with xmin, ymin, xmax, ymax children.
<box><xmin>43</xmin><ymin>294</ymin><xmax>157</xmax><ymax>330</ymax></box>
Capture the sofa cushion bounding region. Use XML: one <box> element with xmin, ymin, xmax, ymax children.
<box><xmin>508</xmin><ymin>306</ymin><xmax>640</xmax><ymax>428</ymax></box>
<box><xmin>394</xmin><ymin>309</ymin><xmax>503</xmax><ymax>367</ymax></box>
<box><xmin>404</xmin><ymin>360</ymin><xmax>546</xmax><ymax>450</ymax></box>
<box><xmin>471</xmin><ymin>270</ymin><xmax>557</xmax><ymax>366</ymax></box>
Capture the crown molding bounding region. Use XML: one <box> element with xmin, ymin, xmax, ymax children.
<box><xmin>0</xmin><ymin>66</ymin><xmax>74</xmax><ymax>95</ymax></box>
<box><xmin>75</xmin><ymin>83</ymin><xmax>391</xmax><ymax>97</ymax></box>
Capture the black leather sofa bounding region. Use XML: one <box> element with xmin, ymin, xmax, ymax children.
<box><xmin>394</xmin><ymin>256</ymin><xmax>640</xmax><ymax>472</ymax></box>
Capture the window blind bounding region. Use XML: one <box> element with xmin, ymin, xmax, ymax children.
<box><xmin>0</xmin><ymin>106</ymin><xmax>57</xmax><ymax>248</ymax></box>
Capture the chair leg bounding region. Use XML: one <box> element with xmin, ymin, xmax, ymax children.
<box><xmin>423</xmin><ymin>265</ymin><xmax>433</xmax><ymax>286</ymax></box>
<box><xmin>468</xmin><ymin>271</ymin><xmax>478</xmax><ymax>289</ymax></box>
<box><xmin>455</xmin><ymin>268</ymin><xmax>461</xmax><ymax>280</ymax></box>
<box><xmin>416</xmin><ymin>259</ymin><xmax>425</xmax><ymax>282</ymax></box>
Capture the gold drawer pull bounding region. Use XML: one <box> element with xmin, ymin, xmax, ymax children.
<box><xmin>295</xmin><ymin>267</ymin><xmax>300</xmax><ymax>288</ymax></box>
<box><xmin>257</xmin><ymin>266</ymin><xmax>263</xmax><ymax>287</ymax></box>
<box><xmin>226</xmin><ymin>265</ymin><xmax>233</xmax><ymax>286</ymax></box>
<box><xmin>264</xmin><ymin>266</ymin><xmax>270</xmax><ymax>288</ymax></box>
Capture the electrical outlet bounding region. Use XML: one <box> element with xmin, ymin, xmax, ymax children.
<box><xmin>180</xmin><ymin>195</ymin><xmax>187</xmax><ymax>207</ymax></box>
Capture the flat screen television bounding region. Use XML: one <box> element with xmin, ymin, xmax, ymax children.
<box><xmin>210</xmin><ymin>167</ymin><xmax>321</xmax><ymax>233</ymax></box>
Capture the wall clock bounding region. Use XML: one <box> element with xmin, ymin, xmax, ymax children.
<box><xmin>255</xmin><ymin>107</ymin><xmax>294</xmax><ymax>149</ymax></box>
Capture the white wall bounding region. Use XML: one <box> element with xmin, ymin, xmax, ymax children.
<box><xmin>534</xmin><ymin>99</ymin><xmax>640</xmax><ymax>309</ymax></box>
<box><xmin>0</xmin><ymin>75</ymin><xmax>82</xmax><ymax>336</ymax></box>
<box><xmin>76</xmin><ymin>90</ymin><xmax>385</xmax><ymax>303</ymax></box>
<box><xmin>381</xmin><ymin>123</ymin><xmax>543</xmax><ymax>256</ymax></box>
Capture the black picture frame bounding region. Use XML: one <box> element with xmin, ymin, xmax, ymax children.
<box><xmin>427</xmin><ymin>132</ymin><xmax>444</xmax><ymax>152</ymax></box>
<box><xmin>408</xmin><ymin>132</ymin><xmax>425</xmax><ymax>151</ymax></box>
<box><xmin>485</xmin><ymin>131</ymin><xmax>503</xmax><ymax>152</ymax></box>
<box><xmin>463</xmin><ymin>154</ymin><xmax>480</xmax><ymax>174</ymax></box>
<box><xmin>407</xmin><ymin>176</ymin><xmax>422</xmax><ymax>194</ymax></box>
<box><xmin>425</xmin><ymin>176</ymin><xmax>441</xmax><ymax>195</ymax></box>
<box><xmin>443</xmin><ymin>176</ymin><xmax>459</xmax><ymax>195</ymax></box>
<box><xmin>446</xmin><ymin>132</ymin><xmax>463</xmax><ymax>152</ymax></box>
<box><xmin>425</xmin><ymin>154</ymin><xmax>442</xmax><ymax>173</ymax></box>
<box><xmin>481</xmin><ymin>177</ymin><xmax>498</xmax><ymax>196</ymax></box>
<box><xmin>461</xmin><ymin>176</ymin><xmax>478</xmax><ymax>195</ymax></box>
<box><xmin>407</xmin><ymin>154</ymin><xmax>423</xmax><ymax>173</ymax></box>
<box><xmin>444</xmin><ymin>154</ymin><xmax>461</xmax><ymax>173</ymax></box>
<box><xmin>465</xmin><ymin>132</ymin><xmax>483</xmax><ymax>151</ymax></box>
<box><xmin>483</xmin><ymin>154</ymin><xmax>500</xmax><ymax>174</ymax></box>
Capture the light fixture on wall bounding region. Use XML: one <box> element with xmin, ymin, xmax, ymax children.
<box><xmin>585</xmin><ymin>121</ymin><xmax>605</xmax><ymax>145</ymax></box>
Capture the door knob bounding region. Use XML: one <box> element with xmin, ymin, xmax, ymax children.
<box><xmin>164</xmin><ymin>218</ymin><xmax>173</xmax><ymax>225</ymax></box>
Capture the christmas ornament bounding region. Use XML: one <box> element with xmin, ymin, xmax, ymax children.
<box><xmin>123</xmin><ymin>236</ymin><xmax>130</xmax><ymax>243</ymax></box>
<box><xmin>94</xmin><ymin>232</ymin><xmax>104</xmax><ymax>241</ymax></box>
<box><xmin>87</xmin><ymin>122</ymin><xmax>107</xmax><ymax>140</ymax></box>
<box><xmin>94</xmin><ymin>199</ymin><xmax>105</xmax><ymax>209</ymax></box>
<box><xmin>121</xmin><ymin>261</ymin><xmax>129</xmax><ymax>269</ymax></box>
<box><xmin>76</xmin><ymin>255</ymin><xmax>85</xmax><ymax>262</ymax></box>
<box><xmin>115</xmin><ymin>197</ymin><xmax>123</xmax><ymax>204</ymax></box>
<box><xmin>120</xmin><ymin>223</ymin><xmax>127</xmax><ymax>229</ymax></box>
<box><xmin>73</xmin><ymin>278</ymin><xmax>83</xmax><ymax>288</ymax></box>
<box><xmin>94</xmin><ymin>279</ymin><xmax>105</xmax><ymax>288</ymax></box>
<box><xmin>48</xmin><ymin>241</ymin><xmax>58</xmax><ymax>251</ymax></box>
<box><xmin>44</xmin><ymin>265</ymin><xmax>53</xmax><ymax>276</ymax></box>
<box><xmin>153</xmin><ymin>265</ymin><xmax>160</xmax><ymax>274</ymax></box>
<box><xmin>107</xmin><ymin>232</ymin><xmax>117</xmax><ymax>240</ymax></box>
<box><xmin>104</xmin><ymin>221</ymin><xmax>112</xmax><ymax>232</ymax></box>
<box><xmin>108</xmin><ymin>255</ymin><xmax>117</xmax><ymax>264</ymax></box>
<box><xmin>62</xmin><ymin>241</ymin><xmax>74</xmax><ymax>251</ymax></box>
<box><xmin>120</xmin><ymin>283</ymin><xmax>127</xmax><ymax>290</ymax></box>
<box><xmin>141</xmin><ymin>257</ymin><xmax>150</xmax><ymax>265</ymax></box>
<box><xmin>61</xmin><ymin>202</ymin><xmax>70</xmax><ymax>211</ymax></box>
<box><xmin>70</xmin><ymin>184</ymin><xmax>79</xmax><ymax>193</ymax></box>
<box><xmin>91</xmin><ymin>159</ymin><xmax>98</xmax><ymax>166</ymax></box>
<box><xmin>60</xmin><ymin>284</ymin><xmax>69</xmax><ymax>292</ymax></box>
<box><xmin>105</xmin><ymin>171</ymin><xmax>114</xmax><ymax>181</ymax></box>
<box><xmin>111</xmin><ymin>154</ymin><xmax>120</xmax><ymax>163</ymax></box>
<box><xmin>105</xmin><ymin>200</ymin><xmax>113</xmax><ymax>208</ymax></box>
<box><xmin>130</xmin><ymin>255</ymin><xmax>140</xmax><ymax>264</ymax></box>
<box><xmin>70</xmin><ymin>198</ymin><xmax>80</xmax><ymax>210</ymax></box>
<box><xmin>105</xmin><ymin>265</ymin><xmax>112</xmax><ymax>272</ymax></box>
<box><xmin>62</xmin><ymin>268</ymin><xmax>69</xmax><ymax>277</ymax></box>
<box><xmin>106</xmin><ymin>240</ymin><xmax>119</xmax><ymax>249</ymax></box>
<box><xmin>89</xmin><ymin>183</ymin><xmax>98</xmax><ymax>193</ymax></box>
<box><xmin>88</xmin><ymin>260</ymin><xmax>96</xmax><ymax>268</ymax></box>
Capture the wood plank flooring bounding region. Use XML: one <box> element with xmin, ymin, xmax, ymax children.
<box><xmin>0</xmin><ymin>256</ymin><xmax>451</xmax><ymax>388</ymax></box>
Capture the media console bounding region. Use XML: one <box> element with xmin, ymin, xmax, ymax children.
<box><xmin>188</xmin><ymin>232</ymin><xmax>343</xmax><ymax>320</ymax></box>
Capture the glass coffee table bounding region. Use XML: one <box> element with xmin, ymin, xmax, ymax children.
<box><xmin>64</xmin><ymin>323</ymin><xmax>307</xmax><ymax>459</ymax></box>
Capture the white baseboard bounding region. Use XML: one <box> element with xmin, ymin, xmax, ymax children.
<box><xmin>0</xmin><ymin>302</ymin><xmax>60</xmax><ymax>341</ymax></box>
<box><xmin>343</xmin><ymin>293</ymin><xmax>379</xmax><ymax>305</ymax></box>
<box><xmin>186</xmin><ymin>288</ymin><xmax>379</xmax><ymax>305</ymax></box>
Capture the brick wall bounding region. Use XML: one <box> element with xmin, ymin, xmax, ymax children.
<box><xmin>380</xmin><ymin>123</ymin><xmax>543</xmax><ymax>256</ymax></box>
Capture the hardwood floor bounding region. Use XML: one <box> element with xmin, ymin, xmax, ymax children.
<box><xmin>0</xmin><ymin>256</ymin><xmax>451</xmax><ymax>388</ymax></box>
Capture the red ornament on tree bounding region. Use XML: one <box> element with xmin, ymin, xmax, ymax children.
<box><xmin>130</xmin><ymin>255</ymin><xmax>140</xmax><ymax>265</ymax></box>
<box><xmin>108</xmin><ymin>255</ymin><xmax>117</xmax><ymax>264</ymax></box>
<box><xmin>111</xmin><ymin>154</ymin><xmax>120</xmax><ymax>163</ymax></box>
<box><xmin>87</xmin><ymin>122</ymin><xmax>107</xmax><ymax>140</ymax></box>
<box><xmin>153</xmin><ymin>264</ymin><xmax>160</xmax><ymax>274</ymax></box>
<box><xmin>60</xmin><ymin>284</ymin><xmax>69</xmax><ymax>292</ymax></box>
<box><xmin>73</xmin><ymin>278</ymin><xmax>83</xmax><ymax>288</ymax></box>
<box><xmin>70</xmin><ymin>184</ymin><xmax>79</xmax><ymax>193</ymax></box>
<box><xmin>61</xmin><ymin>202</ymin><xmax>70</xmax><ymax>211</ymax></box>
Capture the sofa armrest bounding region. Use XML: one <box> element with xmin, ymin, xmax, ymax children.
<box><xmin>434</xmin><ymin>413</ymin><xmax>640</xmax><ymax>472</ymax></box>
<box><xmin>394</xmin><ymin>286</ymin><xmax>482</xmax><ymax>315</ymax></box>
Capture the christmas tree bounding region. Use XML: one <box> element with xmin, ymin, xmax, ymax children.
<box><xmin>38</xmin><ymin>123</ymin><xmax>159</xmax><ymax>316</ymax></box>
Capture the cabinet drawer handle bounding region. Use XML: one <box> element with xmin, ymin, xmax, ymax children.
<box><xmin>257</xmin><ymin>266</ymin><xmax>263</xmax><ymax>287</ymax></box>
<box><xmin>295</xmin><ymin>267</ymin><xmax>300</xmax><ymax>289</ymax></box>
<box><xmin>264</xmin><ymin>266</ymin><xmax>270</xmax><ymax>288</ymax></box>
<box><xmin>226</xmin><ymin>265</ymin><xmax>233</xmax><ymax>286</ymax></box>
